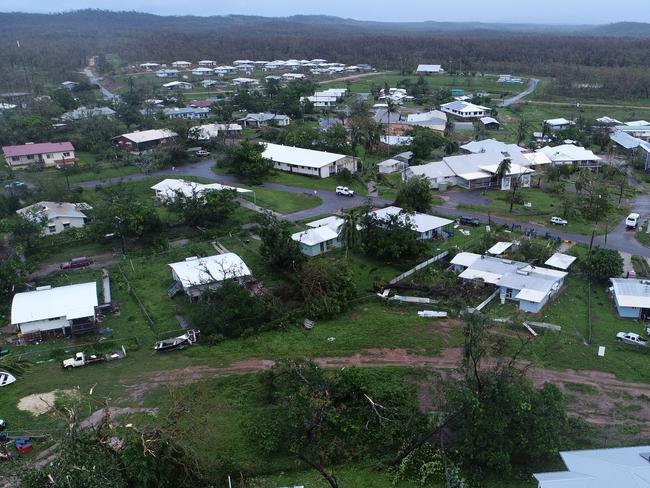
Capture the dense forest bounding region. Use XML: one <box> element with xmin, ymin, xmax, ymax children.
<box><xmin>3</xmin><ymin>10</ymin><xmax>650</xmax><ymax>99</ymax></box>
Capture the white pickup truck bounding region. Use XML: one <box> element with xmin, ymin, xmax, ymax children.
<box><xmin>62</xmin><ymin>346</ymin><xmax>127</xmax><ymax>369</ymax></box>
<box><xmin>335</xmin><ymin>186</ymin><xmax>355</xmax><ymax>197</ymax></box>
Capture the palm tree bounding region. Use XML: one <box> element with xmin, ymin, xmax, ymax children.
<box><xmin>385</xmin><ymin>99</ymin><xmax>398</xmax><ymax>146</ymax></box>
<box><xmin>495</xmin><ymin>158</ymin><xmax>511</xmax><ymax>184</ymax></box>
<box><xmin>516</xmin><ymin>117</ymin><xmax>530</xmax><ymax>145</ymax></box>
<box><xmin>340</xmin><ymin>209</ymin><xmax>362</xmax><ymax>259</ymax></box>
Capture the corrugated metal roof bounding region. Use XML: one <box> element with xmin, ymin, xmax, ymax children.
<box><xmin>169</xmin><ymin>254</ymin><xmax>251</xmax><ymax>289</ymax></box>
<box><xmin>11</xmin><ymin>282</ymin><xmax>97</xmax><ymax>324</ymax></box>
<box><xmin>2</xmin><ymin>141</ymin><xmax>74</xmax><ymax>158</ymax></box>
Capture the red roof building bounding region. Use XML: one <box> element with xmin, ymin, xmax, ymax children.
<box><xmin>2</xmin><ymin>142</ymin><xmax>77</xmax><ymax>169</ymax></box>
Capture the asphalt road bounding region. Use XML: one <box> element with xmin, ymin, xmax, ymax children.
<box><xmin>77</xmin><ymin>160</ymin><xmax>650</xmax><ymax>257</ymax></box>
<box><xmin>499</xmin><ymin>78</ymin><xmax>539</xmax><ymax>107</ymax></box>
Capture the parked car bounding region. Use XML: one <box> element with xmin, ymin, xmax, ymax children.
<box><xmin>196</xmin><ymin>149</ymin><xmax>211</xmax><ymax>157</ymax></box>
<box><xmin>616</xmin><ymin>332</ymin><xmax>647</xmax><ymax>347</ymax></box>
<box><xmin>4</xmin><ymin>180</ymin><xmax>26</xmax><ymax>190</ymax></box>
<box><xmin>60</xmin><ymin>257</ymin><xmax>94</xmax><ymax>270</ymax></box>
<box><xmin>625</xmin><ymin>212</ymin><xmax>640</xmax><ymax>230</ymax></box>
<box><xmin>550</xmin><ymin>216</ymin><xmax>568</xmax><ymax>226</ymax></box>
<box><xmin>336</xmin><ymin>186</ymin><xmax>354</xmax><ymax>197</ymax></box>
<box><xmin>458</xmin><ymin>216</ymin><xmax>481</xmax><ymax>227</ymax></box>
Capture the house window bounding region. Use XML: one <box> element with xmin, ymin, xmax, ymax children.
<box><xmin>320</xmin><ymin>242</ymin><xmax>325</xmax><ymax>252</ymax></box>
<box><xmin>63</xmin><ymin>222</ymin><xmax>70</xmax><ymax>229</ymax></box>
<box><xmin>48</xmin><ymin>225</ymin><xmax>56</xmax><ymax>233</ymax></box>
<box><xmin>46</xmin><ymin>154</ymin><xmax>52</xmax><ymax>158</ymax></box>
<box><xmin>11</xmin><ymin>156</ymin><xmax>18</xmax><ymax>162</ymax></box>
<box><xmin>27</xmin><ymin>155</ymin><xmax>34</xmax><ymax>160</ymax></box>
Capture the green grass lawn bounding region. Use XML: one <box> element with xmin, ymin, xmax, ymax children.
<box><xmin>241</xmin><ymin>185</ymin><xmax>322</xmax><ymax>214</ymax></box>
<box><xmin>458</xmin><ymin>187</ymin><xmax>629</xmax><ymax>235</ymax></box>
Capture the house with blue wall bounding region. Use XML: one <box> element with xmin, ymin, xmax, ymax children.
<box><xmin>451</xmin><ymin>252</ymin><xmax>567</xmax><ymax>313</ymax></box>
<box><xmin>610</xmin><ymin>278</ymin><xmax>650</xmax><ymax>319</ymax></box>
<box><xmin>292</xmin><ymin>216</ymin><xmax>344</xmax><ymax>256</ymax></box>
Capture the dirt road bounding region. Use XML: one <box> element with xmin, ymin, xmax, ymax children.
<box><xmin>119</xmin><ymin>347</ymin><xmax>650</xmax><ymax>432</ymax></box>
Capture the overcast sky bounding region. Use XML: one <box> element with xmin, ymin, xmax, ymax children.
<box><xmin>1</xmin><ymin>0</ymin><xmax>648</xmax><ymax>24</ymax></box>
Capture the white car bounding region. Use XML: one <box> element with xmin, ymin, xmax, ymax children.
<box><xmin>196</xmin><ymin>149</ymin><xmax>211</xmax><ymax>157</ymax></box>
<box><xmin>626</xmin><ymin>213</ymin><xmax>640</xmax><ymax>230</ymax></box>
<box><xmin>550</xmin><ymin>216</ymin><xmax>568</xmax><ymax>226</ymax></box>
<box><xmin>616</xmin><ymin>332</ymin><xmax>647</xmax><ymax>347</ymax></box>
<box><xmin>336</xmin><ymin>186</ymin><xmax>354</xmax><ymax>197</ymax></box>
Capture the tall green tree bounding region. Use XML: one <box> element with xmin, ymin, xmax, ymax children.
<box><xmin>225</xmin><ymin>142</ymin><xmax>274</xmax><ymax>183</ymax></box>
<box><xmin>396</xmin><ymin>176</ymin><xmax>434</xmax><ymax>213</ymax></box>
<box><xmin>299</xmin><ymin>259</ymin><xmax>356</xmax><ymax>319</ymax></box>
<box><xmin>340</xmin><ymin>209</ymin><xmax>362</xmax><ymax>258</ymax></box>
<box><xmin>259</xmin><ymin>213</ymin><xmax>305</xmax><ymax>271</ymax></box>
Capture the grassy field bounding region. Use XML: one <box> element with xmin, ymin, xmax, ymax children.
<box><xmin>458</xmin><ymin>187</ymin><xmax>629</xmax><ymax>235</ymax></box>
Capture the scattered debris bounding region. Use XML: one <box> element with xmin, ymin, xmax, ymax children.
<box><xmin>417</xmin><ymin>311</ymin><xmax>448</xmax><ymax>318</ymax></box>
<box><xmin>18</xmin><ymin>389</ymin><xmax>79</xmax><ymax>416</ymax></box>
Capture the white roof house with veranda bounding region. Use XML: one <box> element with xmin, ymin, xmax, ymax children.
<box><xmin>261</xmin><ymin>143</ymin><xmax>358</xmax><ymax>178</ymax></box>
<box><xmin>11</xmin><ymin>282</ymin><xmax>98</xmax><ymax>335</ymax></box>
<box><xmin>168</xmin><ymin>254</ymin><xmax>252</xmax><ymax>297</ymax></box>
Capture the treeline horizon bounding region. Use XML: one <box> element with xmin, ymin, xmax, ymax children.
<box><xmin>2</xmin><ymin>10</ymin><xmax>650</xmax><ymax>100</ymax></box>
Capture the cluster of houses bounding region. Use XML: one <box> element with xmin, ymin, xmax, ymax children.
<box><xmin>140</xmin><ymin>58</ymin><xmax>373</xmax><ymax>79</ymax></box>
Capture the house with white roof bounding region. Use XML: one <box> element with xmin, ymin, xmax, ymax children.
<box><xmin>416</xmin><ymin>64</ymin><xmax>444</xmax><ymax>75</ymax></box>
<box><xmin>534</xmin><ymin>445</ymin><xmax>650</xmax><ymax>488</ymax></box>
<box><xmin>140</xmin><ymin>62</ymin><xmax>160</xmax><ymax>71</ymax></box>
<box><xmin>292</xmin><ymin>216</ymin><xmax>344</xmax><ymax>256</ymax></box>
<box><xmin>191</xmin><ymin>67</ymin><xmax>215</xmax><ymax>76</ymax></box>
<box><xmin>232</xmin><ymin>77</ymin><xmax>259</xmax><ymax>86</ymax></box>
<box><xmin>11</xmin><ymin>282</ymin><xmax>98</xmax><ymax>336</ymax></box>
<box><xmin>537</xmin><ymin>144</ymin><xmax>602</xmax><ymax>170</ymax></box>
<box><xmin>61</xmin><ymin>106</ymin><xmax>116</xmax><ymax>121</ymax></box>
<box><xmin>367</xmin><ymin>206</ymin><xmax>454</xmax><ymax>240</ymax></box>
<box><xmin>156</xmin><ymin>69</ymin><xmax>179</xmax><ymax>78</ymax></box>
<box><xmin>404</xmin><ymin>151</ymin><xmax>534</xmax><ymax>191</ymax></box>
<box><xmin>214</xmin><ymin>66</ymin><xmax>238</xmax><ymax>76</ymax></box>
<box><xmin>151</xmin><ymin>178</ymin><xmax>252</xmax><ymax>202</ymax></box>
<box><xmin>238</xmin><ymin>113</ymin><xmax>290</xmax><ymax>128</ymax></box>
<box><xmin>162</xmin><ymin>107</ymin><xmax>210</xmax><ymax>120</ymax></box>
<box><xmin>545</xmin><ymin>252</ymin><xmax>577</xmax><ymax>271</ymax></box>
<box><xmin>543</xmin><ymin>118</ymin><xmax>575</xmax><ymax>131</ymax></box>
<box><xmin>163</xmin><ymin>81</ymin><xmax>193</xmax><ymax>90</ymax></box>
<box><xmin>451</xmin><ymin>252</ymin><xmax>567</xmax><ymax>313</ymax></box>
<box><xmin>610</xmin><ymin>131</ymin><xmax>650</xmax><ymax>171</ymax></box>
<box><xmin>189</xmin><ymin>123</ymin><xmax>242</xmax><ymax>140</ymax></box>
<box><xmin>112</xmin><ymin>129</ymin><xmax>178</xmax><ymax>153</ymax></box>
<box><xmin>406</xmin><ymin>110</ymin><xmax>447</xmax><ymax>132</ymax></box>
<box><xmin>169</xmin><ymin>253</ymin><xmax>252</xmax><ymax>298</ymax></box>
<box><xmin>441</xmin><ymin>101</ymin><xmax>490</xmax><ymax>120</ymax></box>
<box><xmin>609</xmin><ymin>278</ymin><xmax>650</xmax><ymax>319</ymax></box>
<box><xmin>17</xmin><ymin>201</ymin><xmax>90</xmax><ymax>235</ymax></box>
<box><xmin>171</xmin><ymin>61</ymin><xmax>192</xmax><ymax>69</ymax></box>
<box><xmin>198</xmin><ymin>60</ymin><xmax>217</xmax><ymax>67</ymax></box>
<box><xmin>377</xmin><ymin>158</ymin><xmax>409</xmax><ymax>174</ymax></box>
<box><xmin>262</xmin><ymin>143</ymin><xmax>358</xmax><ymax>178</ymax></box>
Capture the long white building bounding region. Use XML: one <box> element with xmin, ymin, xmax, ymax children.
<box><xmin>261</xmin><ymin>143</ymin><xmax>358</xmax><ymax>178</ymax></box>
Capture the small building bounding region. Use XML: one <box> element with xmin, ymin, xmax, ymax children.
<box><xmin>441</xmin><ymin>101</ymin><xmax>490</xmax><ymax>120</ymax></box>
<box><xmin>451</xmin><ymin>252</ymin><xmax>567</xmax><ymax>313</ymax></box>
<box><xmin>11</xmin><ymin>282</ymin><xmax>98</xmax><ymax>337</ymax></box>
<box><xmin>17</xmin><ymin>201</ymin><xmax>90</xmax><ymax>235</ymax></box>
<box><xmin>367</xmin><ymin>206</ymin><xmax>454</xmax><ymax>240</ymax></box>
<box><xmin>480</xmin><ymin>117</ymin><xmax>500</xmax><ymax>130</ymax></box>
<box><xmin>610</xmin><ymin>278</ymin><xmax>650</xmax><ymax>320</ymax></box>
<box><xmin>191</xmin><ymin>67</ymin><xmax>215</xmax><ymax>76</ymax></box>
<box><xmin>543</xmin><ymin>118</ymin><xmax>575</xmax><ymax>131</ymax></box>
<box><xmin>416</xmin><ymin>64</ymin><xmax>444</xmax><ymax>75</ymax></box>
<box><xmin>610</xmin><ymin>131</ymin><xmax>650</xmax><ymax>171</ymax></box>
<box><xmin>61</xmin><ymin>81</ymin><xmax>79</xmax><ymax>90</ymax></box>
<box><xmin>292</xmin><ymin>222</ymin><xmax>342</xmax><ymax>256</ymax></box>
<box><xmin>262</xmin><ymin>143</ymin><xmax>358</xmax><ymax>178</ymax></box>
<box><xmin>139</xmin><ymin>62</ymin><xmax>160</xmax><ymax>71</ymax></box>
<box><xmin>168</xmin><ymin>253</ymin><xmax>252</xmax><ymax>298</ymax></box>
<box><xmin>162</xmin><ymin>107</ymin><xmax>211</xmax><ymax>120</ymax></box>
<box><xmin>232</xmin><ymin>77</ymin><xmax>259</xmax><ymax>86</ymax></box>
<box><xmin>377</xmin><ymin>158</ymin><xmax>409</xmax><ymax>174</ymax></box>
<box><xmin>406</xmin><ymin>110</ymin><xmax>447</xmax><ymax>133</ymax></box>
<box><xmin>156</xmin><ymin>69</ymin><xmax>179</xmax><ymax>78</ymax></box>
<box><xmin>198</xmin><ymin>60</ymin><xmax>217</xmax><ymax>67</ymax></box>
<box><xmin>112</xmin><ymin>129</ymin><xmax>177</xmax><ymax>153</ymax></box>
<box><xmin>238</xmin><ymin>113</ymin><xmax>290</xmax><ymax>128</ymax></box>
<box><xmin>163</xmin><ymin>81</ymin><xmax>193</xmax><ymax>90</ymax></box>
<box><xmin>2</xmin><ymin>141</ymin><xmax>76</xmax><ymax>169</ymax></box>
<box><xmin>534</xmin><ymin>445</ymin><xmax>650</xmax><ymax>488</ymax></box>
<box><xmin>171</xmin><ymin>61</ymin><xmax>192</xmax><ymax>69</ymax></box>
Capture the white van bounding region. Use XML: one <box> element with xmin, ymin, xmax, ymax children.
<box><xmin>626</xmin><ymin>213</ymin><xmax>640</xmax><ymax>230</ymax></box>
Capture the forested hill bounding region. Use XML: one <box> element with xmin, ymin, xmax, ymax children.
<box><xmin>2</xmin><ymin>10</ymin><xmax>650</xmax><ymax>90</ymax></box>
